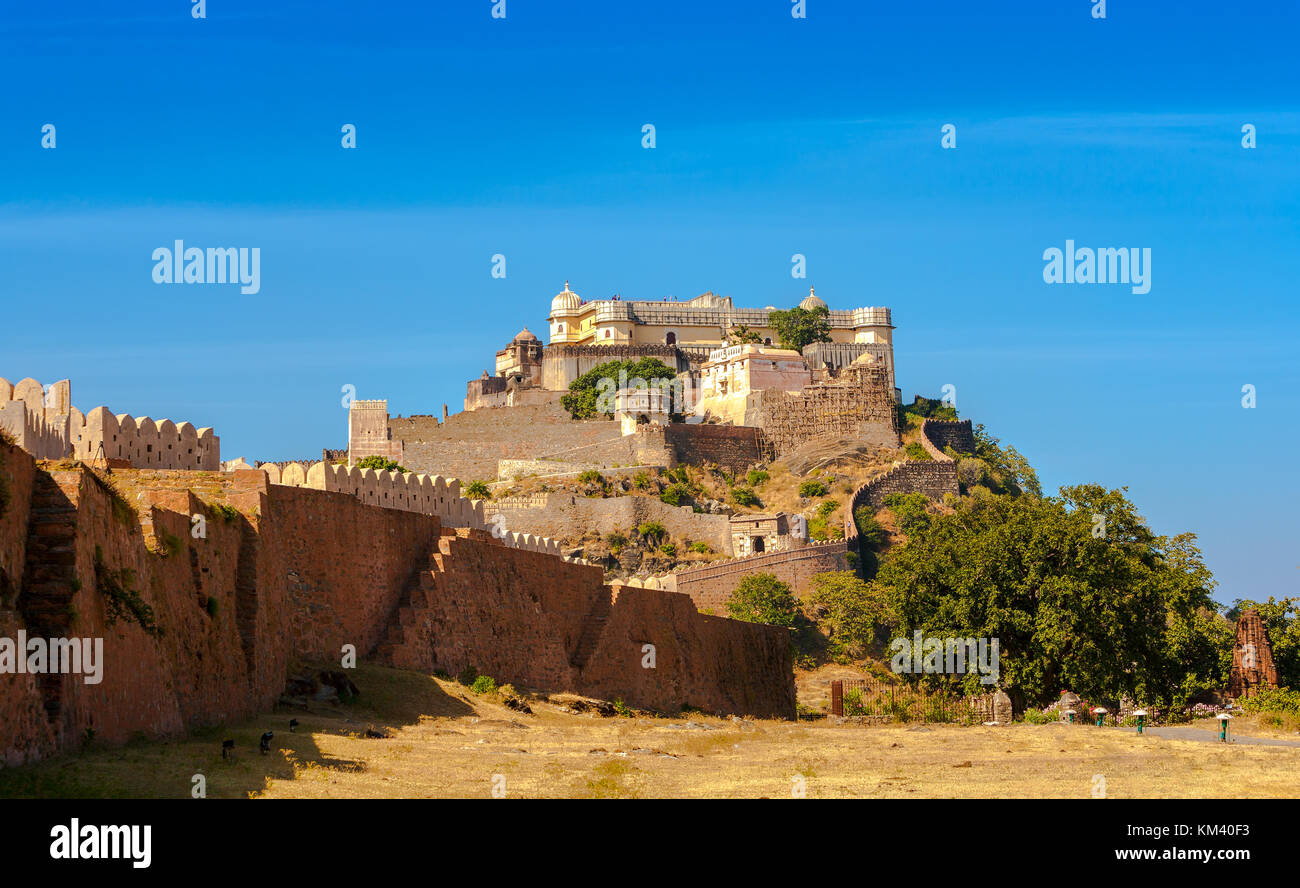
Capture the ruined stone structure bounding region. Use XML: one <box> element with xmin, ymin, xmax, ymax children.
<box><xmin>1</xmin><ymin>376</ymin><xmax>220</xmax><ymax>470</ymax></box>
<box><xmin>1228</xmin><ymin>608</ymin><xmax>1279</xmax><ymax>699</ymax></box>
<box><xmin>752</xmin><ymin>357</ymin><xmax>899</xmax><ymax>460</ymax></box>
<box><xmin>0</xmin><ymin>442</ymin><xmax>796</xmax><ymax>765</ymax></box>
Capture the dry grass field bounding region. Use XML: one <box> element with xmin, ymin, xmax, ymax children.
<box><xmin>1</xmin><ymin>663</ymin><xmax>1297</xmax><ymax>799</ymax></box>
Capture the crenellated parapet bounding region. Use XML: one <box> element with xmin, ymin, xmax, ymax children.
<box><xmin>0</xmin><ymin>376</ymin><xmax>219</xmax><ymax>469</ymax></box>
<box><xmin>263</xmin><ymin>460</ymin><xmax>569</xmax><ymax>557</ymax></box>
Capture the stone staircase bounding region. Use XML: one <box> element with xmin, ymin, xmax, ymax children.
<box><xmin>374</xmin><ymin>535</ymin><xmax>454</xmax><ymax>662</ymax></box>
<box><xmin>19</xmin><ymin>471</ymin><xmax>81</xmax><ymax>725</ymax></box>
<box><xmin>570</xmin><ymin>589</ymin><xmax>613</xmax><ymax>670</ymax></box>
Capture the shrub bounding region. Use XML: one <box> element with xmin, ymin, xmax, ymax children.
<box><xmin>731</xmin><ymin>486</ymin><xmax>759</xmax><ymax>507</ymax></box>
<box><xmin>660</xmin><ymin>482</ymin><xmax>689</xmax><ymax>506</ymax></box>
<box><xmin>355</xmin><ymin>455</ymin><xmax>408</xmax><ymax>473</ymax></box>
<box><xmin>470</xmin><ymin>674</ymin><xmax>497</xmax><ymax>695</ymax></box>
<box><xmin>576</xmin><ymin>470</ymin><xmax>604</xmax><ymax>485</ymax></box>
<box><xmin>1240</xmin><ymin>686</ymin><xmax>1300</xmax><ymax>717</ymax></box>
<box><xmin>904</xmin><ymin>441</ymin><xmax>931</xmax><ymax>461</ymax></box>
<box><xmin>746</xmin><ymin>469</ymin><xmax>770</xmax><ymax>487</ymax></box>
<box><xmin>93</xmin><ymin>546</ymin><xmax>161</xmax><ymax>638</ymax></box>
<box><xmin>205</xmin><ymin>596</ymin><xmax>220</xmax><ymax>618</ymax></box>
<box><xmin>637</xmin><ymin>522</ymin><xmax>666</xmax><ymax>545</ymax></box>
<box><xmin>688</xmin><ymin>541</ymin><xmax>711</xmax><ymax>553</ymax></box>
<box><xmin>659</xmin><ymin>542</ymin><xmax>677</xmax><ymax>557</ymax></box>
<box><xmin>808</xmin><ymin>572</ymin><xmax>895</xmax><ymax>661</ymax></box>
<box><xmin>798</xmin><ymin>479</ymin><xmax>828</xmax><ymax>498</ymax></box>
<box><xmin>853</xmin><ymin>506</ymin><xmax>886</xmax><ymax>550</ymax></box>
<box><xmin>632</xmin><ymin>471</ymin><xmax>653</xmax><ymax>490</ymax></box>
<box><xmin>727</xmin><ymin>573</ymin><xmax>800</xmax><ymax>628</ymax></box>
<box><xmin>1021</xmin><ymin>708</ymin><xmax>1055</xmax><ymax>725</ymax></box>
<box><xmin>209</xmin><ymin>503</ymin><xmax>241</xmax><ymax>523</ymax></box>
<box><xmin>882</xmin><ymin>492</ymin><xmax>932</xmax><ymax>535</ymax></box>
<box><xmin>464</xmin><ymin>480</ymin><xmax>492</xmax><ymax>500</ymax></box>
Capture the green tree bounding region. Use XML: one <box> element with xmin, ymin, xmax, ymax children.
<box><xmin>875</xmin><ymin>485</ymin><xmax>1221</xmax><ymax>708</ymax></box>
<box><xmin>464</xmin><ymin>480</ymin><xmax>492</xmax><ymax>500</ymax></box>
<box><xmin>637</xmin><ymin>521</ymin><xmax>667</xmax><ymax>546</ymax></box>
<box><xmin>354</xmin><ymin>455</ymin><xmax>408</xmax><ymax>473</ymax></box>
<box><xmin>727</xmin><ymin>573</ymin><xmax>801</xmax><ymax>628</ymax></box>
<box><xmin>725</xmin><ymin>324</ymin><xmax>763</xmax><ymax>344</ymax></box>
<box><xmin>809</xmin><ymin>571</ymin><xmax>896</xmax><ymax>661</ymax></box>
<box><xmin>768</xmin><ymin>305</ymin><xmax>831</xmax><ymax>351</ymax></box>
<box><xmin>561</xmin><ymin>357</ymin><xmax>678</xmax><ymax>420</ymax></box>
<box><xmin>798</xmin><ymin>479</ymin><xmax>828</xmax><ymax>498</ymax></box>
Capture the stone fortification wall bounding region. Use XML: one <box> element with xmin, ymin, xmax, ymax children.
<box><xmin>486</xmin><ymin>492</ymin><xmax>733</xmax><ymax>554</ymax></box>
<box><xmin>0</xmin><ymin>448</ymin><xmax>797</xmax><ymax>765</ymax></box>
<box><xmin>671</xmin><ymin>541</ymin><xmax>850</xmax><ymax>612</ymax></box>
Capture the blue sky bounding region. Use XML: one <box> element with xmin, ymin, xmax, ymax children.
<box><xmin>2</xmin><ymin>1</ymin><xmax>1297</xmax><ymax>607</ymax></box>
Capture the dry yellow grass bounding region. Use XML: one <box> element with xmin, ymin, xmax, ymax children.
<box><xmin>3</xmin><ymin>664</ymin><xmax>1296</xmax><ymax>799</ymax></box>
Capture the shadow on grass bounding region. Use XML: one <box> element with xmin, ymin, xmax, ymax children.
<box><xmin>0</xmin><ymin>663</ymin><xmax>477</xmax><ymax>799</ymax></box>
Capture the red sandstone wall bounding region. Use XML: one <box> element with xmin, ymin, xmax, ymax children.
<box><xmin>0</xmin><ymin>443</ymin><xmax>54</xmax><ymax>766</ymax></box>
<box><xmin>580</xmin><ymin>585</ymin><xmax>796</xmax><ymax>718</ymax></box>
<box><xmin>1</xmin><ymin>461</ymin><xmax>796</xmax><ymax>765</ymax></box>
<box><xmin>262</xmin><ymin>484</ymin><xmax>442</xmax><ymax>662</ymax></box>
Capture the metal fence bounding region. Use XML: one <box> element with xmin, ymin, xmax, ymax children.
<box><xmin>830</xmin><ymin>677</ymin><xmax>995</xmax><ymax>724</ymax></box>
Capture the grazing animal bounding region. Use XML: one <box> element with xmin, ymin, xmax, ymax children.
<box><xmin>221</xmin><ymin>739</ymin><xmax>235</xmax><ymax>760</ymax></box>
<box><xmin>289</xmin><ymin>719</ymin><xmax>299</xmax><ymax>733</ymax></box>
<box><xmin>259</xmin><ymin>731</ymin><xmax>273</xmax><ymax>754</ymax></box>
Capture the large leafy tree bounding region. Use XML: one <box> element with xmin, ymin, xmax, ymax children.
<box><xmin>768</xmin><ymin>305</ymin><xmax>831</xmax><ymax>351</ymax></box>
<box><xmin>726</xmin><ymin>573</ymin><xmax>801</xmax><ymax>628</ymax></box>
<box><xmin>560</xmin><ymin>357</ymin><xmax>678</xmax><ymax>420</ymax></box>
<box><xmin>875</xmin><ymin>484</ymin><xmax>1224</xmax><ymax>708</ymax></box>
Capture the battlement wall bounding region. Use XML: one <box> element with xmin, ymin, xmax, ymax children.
<box><xmin>0</xmin><ymin>451</ymin><xmax>795</xmax><ymax>763</ymax></box>
<box><xmin>672</xmin><ymin>540</ymin><xmax>850</xmax><ymax>612</ymax></box>
<box><xmin>485</xmin><ymin>491</ymin><xmax>733</xmax><ymax>554</ymax></box>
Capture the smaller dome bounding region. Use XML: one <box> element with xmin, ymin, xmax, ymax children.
<box><xmin>515</xmin><ymin>327</ymin><xmax>539</xmax><ymax>342</ymax></box>
<box><xmin>551</xmin><ymin>281</ymin><xmax>581</xmax><ymax>312</ymax></box>
<box><xmin>799</xmin><ymin>286</ymin><xmax>827</xmax><ymax>311</ymax></box>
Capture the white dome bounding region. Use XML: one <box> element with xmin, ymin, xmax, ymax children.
<box><xmin>799</xmin><ymin>287</ymin><xmax>827</xmax><ymax>311</ymax></box>
<box><xmin>551</xmin><ymin>281</ymin><xmax>580</xmax><ymax>312</ymax></box>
